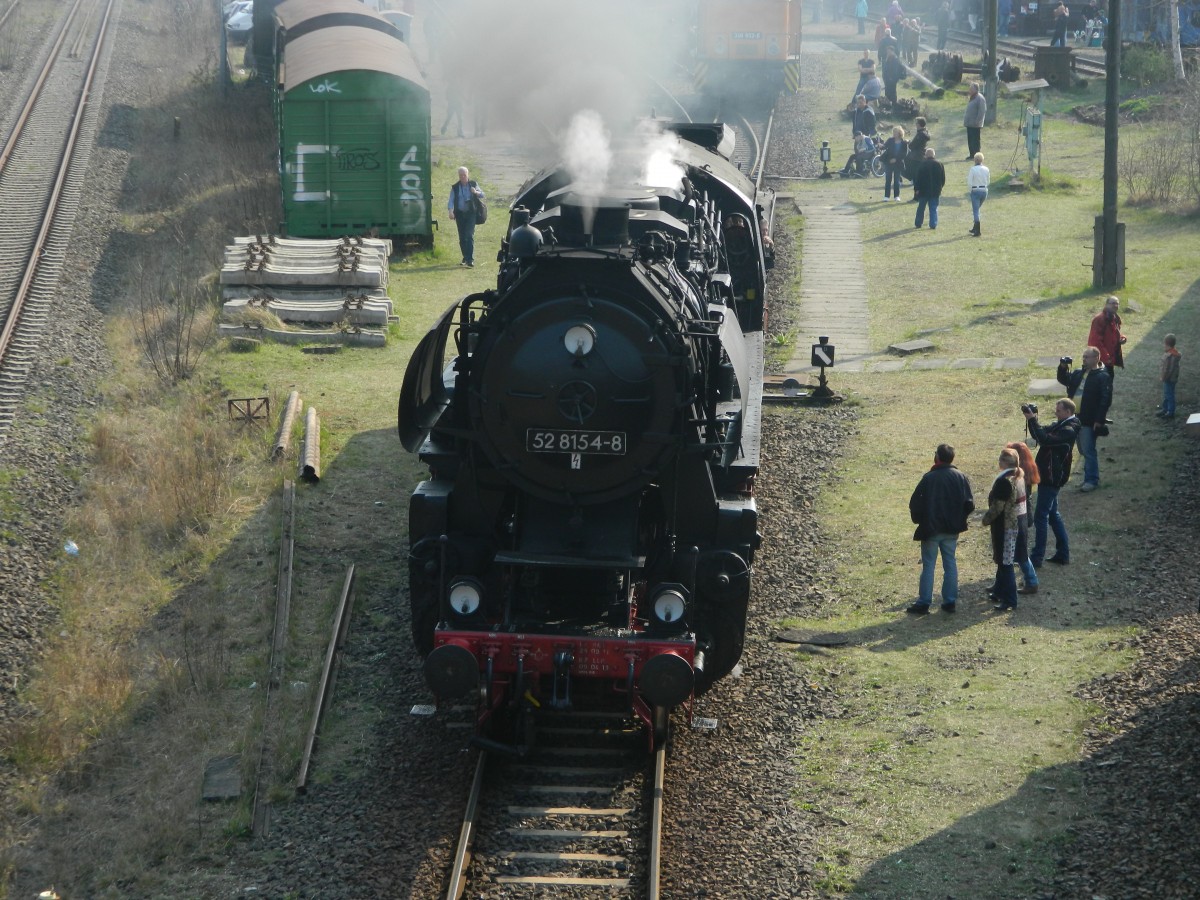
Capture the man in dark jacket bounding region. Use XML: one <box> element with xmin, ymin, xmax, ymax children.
<box><xmin>1023</xmin><ymin>398</ymin><xmax>1081</xmax><ymax>565</ymax></box>
<box><xmin>882</xmin><ymin>48</ymin><xmax>906</xmax><ymax>105</ymax></box>
<box><xmin>907</xmin><ymin>444</ymin><xmax>975</xmax><ymax>613</ymax></box>
<box><xmin>913</xmin><ymin>148</ymin><xmax>946</xmax><ymax>229</ymax></box>
<box><xmin>851</xmin><ymin>94</ymin><xmax>877</xmax><ymax>138</ymax></box>
<box><xmin>1057</xmin><ymin>346</ymin><xmax>1112</xmax><ymax>492</ymax></box>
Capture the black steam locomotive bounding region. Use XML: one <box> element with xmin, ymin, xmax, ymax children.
<box><xmin>398</xmin><ymin>122</ymin><xmax>770</xmax><ymax>746</ymax></box>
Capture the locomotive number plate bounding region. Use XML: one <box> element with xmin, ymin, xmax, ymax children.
<box><xmin>527</xmin><ymin>429</ymin><xmax>626</xmax><ymax>455</ymax></box>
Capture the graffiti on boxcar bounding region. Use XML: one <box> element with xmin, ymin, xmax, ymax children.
<box><xmin>308</xmin><ymin>79</ymin><xmax>342</xmax><ymax>94</ymax></box>
<box><xmin>397</xmin><ymin>144</ymin><xmax>427</xmax><ymax>225</ymax></box>
<box><xmin>289</xmin><ymin>143</ymin><xmax>332</xmax><ymax>202</ymax></box>
<box><xmin>337</xmin><ymin>148</ymin><xmax>381</xmax><ymax>172</ymax></box>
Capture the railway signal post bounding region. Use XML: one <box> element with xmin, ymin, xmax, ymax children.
<box><xmin>810</xmin><ymin>336</ymin><xmax>838</xmax><ymax>400</ymax></box>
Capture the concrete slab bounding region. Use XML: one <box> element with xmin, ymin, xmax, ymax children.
<box><xmin>1126</xmin><ymin>299</ymin><xmax>1142</xmax><ymax>313</ymax></box>
<box><xmin>838</xmin><ymin>360</ymin><xmax>866</xmax><ymax>372</ymax></box>
<box><xmin>1186</xmin><ymin>413</ymin><xmax>1200</xmax><ymax>437</ymax></box>
<box><xmin>950</xmin><ymin>358</ymin><xmax>990</xmax><ymax>369</ymax></box>
<box><xmin>996</xmin><ymin>358</ymin><xmax>1030</xmax><ymax>369</ymax></box>
<box><xmin>889</xmin><ymin>339</ymin><xmax>935</xmax><ymax>355</ymax></box>
<box><xmin>1036</xmin><ymin>356</ymin><xmax>1067</xmax><ymax>367</ymax></box>
<box><xmin>910</xmin><ymin>358</ymin><xmax>950</xmax><ymax>370</ymax></box>
<box><xmin>1028</xmin><ymin>378</ymin><xmax>1065</xmax><ymax>396</ymax></box>
<box><xmin>869</xmin><ymin>360</ymin><xmax>907</xmax><ymax>372</ymax></box>
<box><xmin>202</xmin><ymin>756</ymin><xmax>241</xmax><ymax>801</ymax></box>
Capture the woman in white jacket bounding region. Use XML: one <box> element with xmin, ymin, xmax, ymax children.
<box><xmin>967</xmin><ymin>152</ymin><xmax>989</xmax><ymax>236</ymax></box>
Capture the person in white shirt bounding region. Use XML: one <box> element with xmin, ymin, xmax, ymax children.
<box><xmin>967</xmin><ymin>152</ymin><xmax>990</xmax><ymax>237</ymax></box>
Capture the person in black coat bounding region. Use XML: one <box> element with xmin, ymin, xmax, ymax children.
<box><xmin>851</xmin><ymin>94</ymin><xmax>877</xmax><ymax>138</ymax></box>
<box><xmin>912</xmin><ymin>148</ymin><xmax>946</xmax><ymax>229</ymax></box>
<box><xmin>1023</xmin><ymin>398</ymin><xmax>1081</xmax><ymax>565</ymax></box>
<box><xmin>904</xmin><ymin>117</ymin><xmax>931</xmax><ymax>182</ymax></box>
<box><xmin>882</xmin><ymin>48</ymin><xmax>906</xmax><ymax>105</ymax></box>
<box><xmin>907</xmin><ymin>444</ymin><xmax>975</xmax><ymax>613</ymax></box>
<box><xmin>881</xmin><ymin>126</ymin><xmax>909</xmax><ymax>199</ymax></box>
<box><xmin>1057</xmin><ymin>346</ymin><xmax>1112</xmax><ymax>491</ymax></box>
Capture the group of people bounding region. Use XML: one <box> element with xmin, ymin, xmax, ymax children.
<box><xmin>838</xmin><ymin>80</ymin><xmax>992</xmax><ymax>235</ymax></box>
<box><xmin>907</xmin><ymin>296</ymin><xmax>1184</xmax><ymax>613</ymax></box>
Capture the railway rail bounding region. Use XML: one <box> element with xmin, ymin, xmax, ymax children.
<box><xmin>445</xmin><ymin>712</ymin><xmax>668</xmax><ymax>898</ymax></box>
<box><xmin>0</xmin><ymin>0</ymin><xmax>116</xmax><ymax>436</ymax></box>
<box><xmin>945</xmin><ymin>28</ymin><xmax>1108</xmax><ymax>78</ymax></box>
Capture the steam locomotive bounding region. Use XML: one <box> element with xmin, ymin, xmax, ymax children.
<box><xmin>397</xmin><ymin>122</ymin><xmax>770</xmax><ymax>747</ymax></box>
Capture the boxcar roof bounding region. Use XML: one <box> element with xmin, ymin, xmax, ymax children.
<box><xmin>274</xmin><ymin>0</ymin><xmax>377</xmax><ymax>29</ymax></box>
<box><xmin>282</xmin><ymin>25</ymin><xmax>426</xmax><ymax>93</ymax></box>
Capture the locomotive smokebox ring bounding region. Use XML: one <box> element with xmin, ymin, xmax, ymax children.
<box><xmin>640</xmin><ymin>652</ymin><xmax>695</xmax><ymax>709</ymax></box>
<box><xmin>424</xmin><ymin>643</ymin><xmax>479</xmax><ymax>698</ymax></box>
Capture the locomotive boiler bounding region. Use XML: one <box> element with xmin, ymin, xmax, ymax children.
<box><xmin>397</xmin><ymin>122</ymin><xmax>770</xmax><ymax>746</ymax></box>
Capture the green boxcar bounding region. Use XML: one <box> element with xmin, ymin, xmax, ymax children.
<box><xmin>277</xmin><ymin>25</ymin><xmax>432</xmax><ymax>244</ymax></box>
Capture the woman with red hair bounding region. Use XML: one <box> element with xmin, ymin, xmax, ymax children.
<box><xmin>1006</xmin><ymin>441</ymin><xmax>1040</xmax><ymax>596</ymax></box>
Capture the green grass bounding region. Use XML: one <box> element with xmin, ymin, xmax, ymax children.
<box><xmin>780</xmin><ymin>40</ymin><xmax>1200</xmax><ymax>896</ymax></box>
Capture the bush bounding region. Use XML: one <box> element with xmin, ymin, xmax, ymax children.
<box><xmin>1122</xmin><ymin>45</ymin><xmax>1175</xmax><ymax>86</ymax></box>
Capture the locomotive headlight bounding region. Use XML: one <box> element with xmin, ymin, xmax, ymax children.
<box><xmin>651</xmin><ymin>587</ymin><xmax>688</xmax><ymax>625</ymax></box>
<box><xmin>563</xmin><ymin>324</ymin><xmax>596</xmax><ymax>357</ymax></box>
<box><xmin>448</xmin><ymin>578</ymin><xmax>483</xmax><ymax>616</ymax></box>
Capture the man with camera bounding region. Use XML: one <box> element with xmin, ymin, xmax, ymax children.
<box><xmin>1056</xmin><ymin>347</ymin><xmax>1112</xmax><ymax>492</ymax></box>
<box><xmin>906</xmin><ymin>444</ymin><xmax>975</xmax><ymax>613</ymax></box>
<box><xmin>1022</xmin><ymin>398</ymin><xmax>1081</xmax><ymax>566</ymax></box>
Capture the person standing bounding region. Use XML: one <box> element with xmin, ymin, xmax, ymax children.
<box><xmin>934</xmin><ymin>1</ymin><xmax>951</xmax><ymax>49</ymax></box>
<box><xmin>856</xmin><ymin>0</ymin><xmax>869</xmax><ymax>33</ymax></box>
<box><xmin>967</xmin><ymin>152</ymin><xmax>989</xmax><ymax>236</ymax></box>
<box><xmin>1051</xmin><ymin>2</ymin><xmax>1070</xmax><ymax>46</ymax></box>
<box><xmin>906</xmin><ymin>444</ymin><xmax>975</xmax><ymax>614</ymax></box>
<box><xmin>1057</xmin><ymin>347</ymin><xmax>1112</xmax><ymax>492</ymax></box>
<box><xmin>447</xmin><ymin>166</ymin><xmax>484</xmax><ymax>268</ymax></box>
<box><xmin>913</xmin><ymin>148</ymin><xmax>946</xmax><ymax>229</ymax></box>
<box><xmin>882</xmin><ymin>48</ymin><xmax>905</xmax><ymax>105</ymax></box>
<box><xmin>1023</xmin><ymin>399</ymin><xmax>1080</xmax><ymax>565</ymax></box>
<box><xmin>1159</xmin><ymin>333</ymin><xmax>1182</xmax><ymax>419</ymax></box>
<box><xmin>851</xmin><ymin>94</ymin><xmax>877</xmax><ymax>139</ymax></box>
<box><xmin>982</xmin><ymin>447</ymin><xmax>1023</xmax><ymax>611</ymax></box>
<box><xmin>850</xmin><ymin>50</ymin><xmax>877</xmax><ymax>106</ymax></box>
<box><xmin>1005</xmin><ymin>441</ymin><xmax>1040</xmax><ymax>595</ymax></box>
<box><xmin>905</xmin><ymin>116</ymin><xmax>931</xmax><ymax>182</ymax></box>
<box><xmin>879</xmin><ymin>27</ymin><xmax>899</xmax><ymax>62</ymax></box>
<box><xmin>1087</xmin><ymin>294</ymin><xmax>1127</xmax><ymax>386</ymax></box>
<box><xmin>963</xmin><ymin>83</ymin><xmax>986</xmax><ymax>159</ymax></box>
<box><xmin>882</xmin><ymin>126</ymin><xmax>909</xmax><ymax>200</ymax></box>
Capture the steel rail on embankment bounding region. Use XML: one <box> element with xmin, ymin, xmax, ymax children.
<box><xmin>0</xmin><ymin>0</ymin><xmax>117</xmax><ymax>417</ymax></box>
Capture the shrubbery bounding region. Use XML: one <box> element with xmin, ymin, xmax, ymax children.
<box><xmin>1118</xmin><ymin>72</ymin><xmax>1200</xmax><ymax>206</ymax></box>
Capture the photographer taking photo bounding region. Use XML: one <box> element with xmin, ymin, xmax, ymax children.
<box><xmin>1022</xmin><ymin>399</ymin><xmax>1081</xmax><ymax>566</ymax></box>
<box><xmin>1056</xmin><ymin>347</ymin><xmax>1111</xmax><ymax>493</ymax></box>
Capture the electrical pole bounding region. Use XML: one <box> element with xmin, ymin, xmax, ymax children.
<box><xmin>983</xmin><ymin>0</ymin><xmax>998</xmax><ymax>124</ymax></box>
<box><xmin>1096</xmin><ymin>0</ymin><xmax>1123</xmax><ymax>288</ymax></box>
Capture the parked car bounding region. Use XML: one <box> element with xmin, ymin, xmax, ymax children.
<box><xmin>226</xmin><ymin>8</ymin><xmax>253</xmax><ymax>42</ymax></box>
<box><xmin>223</xmin><ymin>0</ymin><xmax>251</xmax><ymax>20</ymax></box>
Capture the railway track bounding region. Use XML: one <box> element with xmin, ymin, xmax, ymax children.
<box><xmin>945</xmin><ymin>28</ymin><xmax>1108</xmax><ymax>78</ymax></box>
<box><xmin>0</xmin><ymin>0</ymin><xmax>115</xmax><ymax>437</ymax></box>
<box><xmin>445</xmin><ymin>711</ymin><xmax>668</xmax><ymax>898</ymax></box>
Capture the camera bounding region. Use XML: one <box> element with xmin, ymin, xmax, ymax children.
<box><xmin>1021</xmin><ymin>403</ymin><xmax>1038</xmax><ymax>415</ymax></box>
<box><xmin>1060</xmin><ymin>356</ymin><xmax>1073</xmax><ymax>366</ymax></box>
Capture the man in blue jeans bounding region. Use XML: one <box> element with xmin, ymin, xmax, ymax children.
<box><xmin>447</xmin><ymin>166</ymin><xmax>485</xmax><ymax>267</ymax></box>
<box><xmin>1057</xmin><ymin>347</ymin><xmax>1112</xmax><ymax>491</ymax></box>
<box><xmin>907</xmin><ymin>444</ymin><xmax>975</xmax><ymax>614</ymax></box>
<box><xmin>1023</xmin><ymin>398</ymin><xmax>1081</xmax><ymax>566</ymax></box>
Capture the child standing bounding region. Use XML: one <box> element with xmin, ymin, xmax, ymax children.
<box><xmin>1158</xmin><ymin>333</ymin><xmax>1181</xmax><ymax>419</ymax></box>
